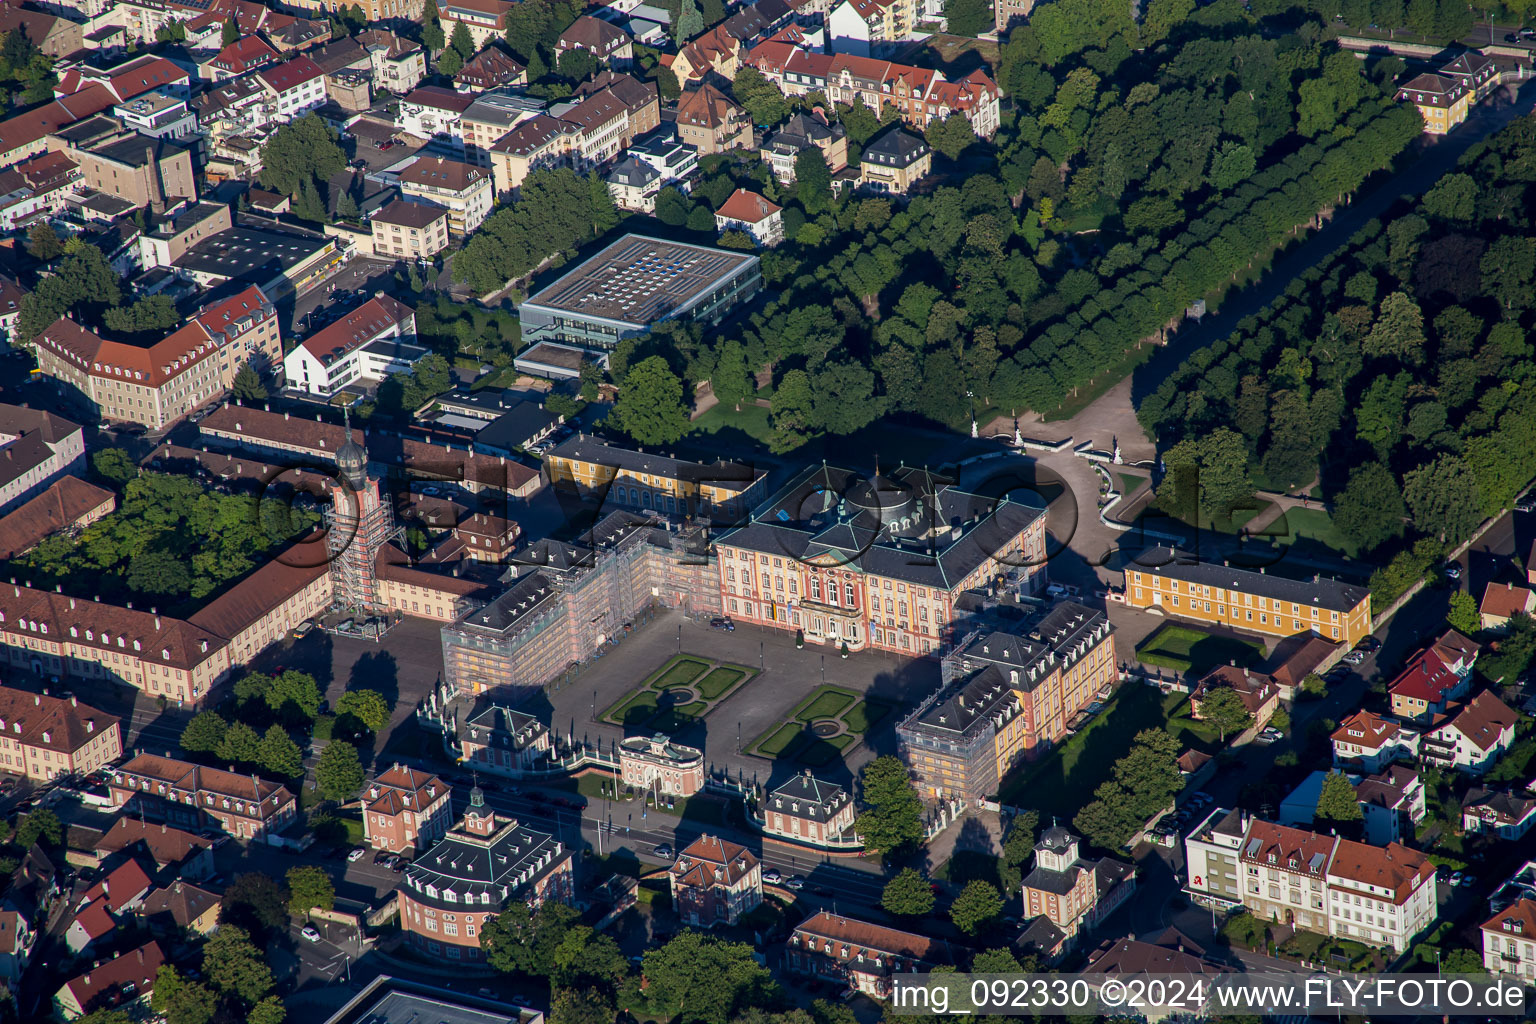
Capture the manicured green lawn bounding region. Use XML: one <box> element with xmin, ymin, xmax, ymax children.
<box><xmin>691</xmin><ymin>402</ymin><xmax>772</xmax><ymax>443</ymax></box>
<box><xmin>1162</xmin><ymin>691</ymin><xmax>1223</xmax><ymax>749</ymax></box>
<box><xmin>753</xmin><ymin>722</ymin><xmax>805</xmax><ymax>758</ymax></box>
<box><xmin>1137</xmin><ymin>623</ymin><xmax>1264</xmax><ymax>675</ymax></box>
<box><xmin>648</xmin><ymin>657</ymin><xmax>710</xmax><ymax>690</ymax></box>
<box><xmin>606</xmin><ymin>690</ymin><xmax>660</xmax><ymax>725</ymax></box>
<box><xmin>794</xmin><ymin>687</ymin><xmax>858</xmax><ymax>722</ymax></box>
<box><xmin>1273</xmin><ymin>507</ymin><xmax>1359</xmax><ymax>558</ymax></box>
<box><xmin>997</xmin><ymin>684</ymin><xmax>1167</xmax><ymax>819</ymax></box>
<box><xmin>1116</xmin><ymin>472</ymin><xmax>1144</xmax><ymax>495</ymax></box>
<box><xmin>795</xmin><ymin>733</ymin><xmax>853</xmax><ymax>767</ymax></box>
<box><xmin>841</xmin><ymin>698</ymin><xmax>893</xmax><ymax>734</ymax></box>
<box><xmin>697</xmin><ymin>667</ymin><xmax>746</xmax><ymax>699</ymax></box>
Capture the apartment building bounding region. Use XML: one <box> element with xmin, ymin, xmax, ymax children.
<box><xmin>741</xmin><ymin>43</ymin><xmax>1001</xmax><ymax>138</ymax></box>
<box><xmin>0</xmin><ymin>404</ymin><xmax>84</xmax><ymax>514</ymax></box>
<box><xmin>1388</xmin><ymin>629</ymin><xmax>1478</xmax><ymax>720</ymax></box>
<box><xmin>397</xmin><ymin>156</ymin><xmax>492</xmax><ymax>236</ymax></box>
<box><xmin>110</xmin><ymin>754</ymin><xmax>298</xmax><ymax>840</ymax></box>
<box><xmin>1020</xmin><ymin>827</ymin><xmax>1136</xmax><ymax>947</ymax></box>
<box><xmin>0</xmin><ymin>477</ymin><xmax>115</xmax><ymax>561</ymax></box>
<box><xmin>760</xmin><ymin>110</ymin><xmax>848</xmax><ymax>183</ymax></box>
<box><xmin>112</xmin><ymin>91</ymin><xmax>197</xmax><ymax>141</ymax></box>
<box><xmin>619</xmin><ymin>733</ymin><xmax>705</xmax><ymax>797</ymax></box>
<box><xmin>398</xmin><ymin>790</ymin><xmax>573</xmax><ymax>959</ymax></box>
<box><xmin>282</xmin><ymin>294</ymin><xmax>421</xmax><ymax>397</ymax></box>
<box><xmin>1420</xmin><ymin>689</ymin><xmax>1518</xmax><ymax>775</ymax></box>
<box><xmin>0</xmin><ymin>687</ymin><xmax>121</xmax><ymax>781</ymax></box>
<box><xmin>257</xmin><ymin>55</ymin><xmax>328</xmax><ymax>121</ymax></box>
<box><xmin>715</xmin><ymin>188</ymin><xmax>783</xmax><ymax>246</ymax></box>
<box><xmin>457</xmin><ymin>705</ymin><xmax>551</xmax><ymax>775</ymax></box>
<box><xmin>1187</xmin><ymin>813</ymin><xmax>1435</xmax><ymax>951</ymax></box>
<box><xmin>362</xmin><ymin>764</ymin><xmax>453</xmax><ymax>853</ymax></box>
<box><xmin>1463</xmin><ymin>787</ymin><xmax>1536</xmax><ymax>840</ymax></box>
<box><xmin>32</xmin><ymin>285</ymin><xmax>281</xmax><ymax>429</ymax></box>
<box><xmin>1485</xmin><ymin>899</ymin><xmax>1536</xmax><ymax>981</ymax></box>
<box><xmin>1332</xmin><ymin>710</ymin><xmax>1418</xmax><ymax>771</ymax></box>
<box><xmin>52</xmin><ymin>119</ymin><xmax>195</xmax><ymax>212</ymax></box>
<box><xmin>1124</xmin><ymin>548</ymin><xmax>1372</xmax><ymax>646</ymax></box>
<box><xmin>370</xmin><ymin>200</ymin><xmax>450</xmax><ymax>261</ymax></box>
<box><xmin>0</xmin><ymin>2</ymin><xmax>82</xmax><ymax>56</ymax></box>
<box><xmin>199</xmin><ymin>35</ymin><xmax>281</xmax><ymax>81</ymax></box>
<box><xmin>439</xmin><ymin>0</ymin><xmax>516</xmax><ymax>49</ymax></box>
<box><xmin>675</xmin><ymin>84</ymin><xmax>753</xmax><ymax>156</ymax></box>
<box><xmin>858</xmin><ymin>124</ymin><xmax>930</xmax><ymax>195</ymax></box>
<box><xmin>898</xmin><ymin>603</ymin><xmax>1114</xmax><ymax>800</ymax></box>
<box><xmin>786</xmin><ymin>912</ymin><xmax>951</xmax><ymax>998</ymax></box>
<box><xmin>460</xmin><ymin>89</ymin><xmax>542</xmax><ymax>167</ymax></box>
<box><xmin>995</xmin><ymin>0</ymin><xmax>1035</xmax><ymax>32</ymax></box>
<box><xmin>670</xmin><ymin>835</ymin><xmax>762</xmax><ymax>927</ymax></box>
<box><xmin>544</xmin><ymin>434</ymin><xmax>768</xmax><ymax>521</ymax></box>
<box><xmin>828</xmin><ymin>0</ymin><xmax>916</xmax><ymax>56</ymax></box>
<box><xmin>282</xmin><ymin>0</ymin><xmax>424</xmax><ymax>20</ymax></box>
<box><xmin>556</xmin><ymin>15</ymin><xmax>634</xmax><ymax>67</ymax></box>
<box><xmin>53</xmin><ymin>942</ymin><xmax>164</xmax><ymax>1021</ymax></box>
<box><xmin>0</xmin><ymin>150</ymin><xmax>81</xmax><ymax>232</ymax></box>
<box><xmin>669</xmin><ymin>25</ymin><xmax>741</xmax><ymax>82</ymax></box>
<box><xmin>398</xmin><ymin>85</ymin><xmax>474</xmax><ymax>147</ymax></box>
<box><xmin>357</xmin><ymin>29</ymin><xmax>426</xmax><ymax>94</ymax></box>
<box><xmin>488</xmin><ymin>75</ymin><xmax>658</xmax><ymax>193</ymax></box>
<box><xmin>763</xmin><ymin>771</ymin><xmax>855</xmax><ymax>846</ymax></box>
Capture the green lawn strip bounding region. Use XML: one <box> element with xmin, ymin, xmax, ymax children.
<box><xmin>996</xmin><ymin>684</ymin><xmax>1167</xmax><ymax>820</ymax></box>
<box><xmin>604</xmin><ymin>689</ymin><xmax>660</xmax><ymax>725</ymax></box>
<box><xmin>1136</xmin><ymin>624</ymin><xmax>1263</xmax><ymax>676</ymax></box>
<box><xmin>1162</xmin><ymin>691</ymin><xmax>1223</xmax><ymax>749</ymax></box>
<box><xmin>691</xmin><ymin>402</ymin><xmax>772</xmax><ymax>443</ymax></box>
<box><xmin>648</xmin><ymin>657</ymin><xmax>711</xmax><ymax>690</ymax></box>
<box><xmin>794</xmin><ymin>687</ymin><xmax>858</xmax><ymax>722</ymax></box>
<box><xmin>751</xmin><ymin>722</ymin><xmax>806</xmax><ymax>758</ymax></box>
<box><xmin>697</xmin><ymin>667</ymin><xmax>747</xmax><ymax>700</ymax></box>
<box><xmin>1272</xmin><ymin>507</ymin><xmax>1359</xmax><ymax>558</ymax></box>
<box><xmin>841</xmin><ymin>698</ymin><xmax>894</xmax><ymax>735</ymax></box>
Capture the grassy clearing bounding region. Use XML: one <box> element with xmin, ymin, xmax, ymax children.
<box><xmin>753</xmin><ymin>722</ymin><xmax>805</xmax><ymax>757</ymax></box>
<box><xmin>795</xmin><ymin>687</ymin><xmax>858</xmax><ymax>722</ymax></box>
<box><xmin>1273</xmin><ymin>507</ymin><xmax>1358</xmax><ymax>558</ymax></box>
<box><xmin>796</xmin><ymin>733</ymin><xmax>854</xmax><ymax>767</ymax></box>
<box><xmin>1162</xmin><ymin>691</ymin><xmax>1224</xmax><ymax>748</ymax></box>
<box><xmin>648</xmin><ymin>657</ymin><xmax>710</xmax><ymax>690</ymax></box>
<box><xmin>697</xmin><ymin>667</ymin><xmax>746</xmax><ymax>699</ymax></box>
<box><xmin>1137</xmin><ymin>623</ymin><xmax>1264</xmax><ymax>675</ymax></box>
<box><xmin>1116</xmin><ymin>472</ymin><xmax>1144</xmax><ymax>494</ymax></box>
<box><xmin>691</xmin><ymin>402</ymin><xmax>771</xmax><ymax>443</ymax></box>
<box><xmin>606</xmin><ymin>690</ymin><xmax>660</xmax><ymax>725</ymax></box>
<box><xmin>842</xmin><ymin>698</ymin><xmax>894</xmax><ymax>735</ymax></box>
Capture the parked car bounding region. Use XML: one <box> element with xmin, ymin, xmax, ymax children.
<box><xmin>710</xmin><ymin>617</ymin><xmax>735</xmax><ymax>631</ymax></box>
<box><xmin>347</xmin><ymin>848</ymin><xmax>366</xmax><ymax>863</ymax></box>
<box><xmin>1354</xmin><ymin>636</ymin><xmax>1381</xmax><ymax>653</ymax></box>
<box><xmin>1458</xmin><ymin>873</ymin><xmax>1478</xmax><ymax>888</ymax></box>
<box><xmin>1342</xmin><ymin>650</ymin><xmax>1367</xmax><ymax>665</ymax></box>
<box><xmin>1443</xmin><ymin>562</ymin><xmax>1462</xmax><ymax>581</ymax></box>
<box><xmin>785</xmin><ymin>876</ymin><xmax>806</xmax><ymax>890</ymax></box>
<box><xmin>301</xmin><ymin>925</ymin><xmax>322</xmax><ymax>942</ymax></box>
<box><xmin>1448</xmin><ymin>871</ymin><xmax>1464</xmax><ymax>887</ymax></box>
<box><xmin>652</xmin><ymin>844</ymin><xmax>673</xmax><ymax>859</ymax></box>
<box><xmin>763</xmin><ymin>869</ymin><xmax>784</xmax><ymax>884</ymax></box>
<box><xmin>291</xmin><ymin>621</ymin><xmax>314</xmax><ymax>639</ymax></box>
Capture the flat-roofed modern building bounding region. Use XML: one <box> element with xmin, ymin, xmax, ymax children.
<box><xmin>517</xmin><ymin>234</ymin><xmax>760</xmax><ymax>351</ymax></box>
<box><xmin>1123</xmin><ymin>547</ymin><xmax>1371</xmax><ymax>646</ymax></box>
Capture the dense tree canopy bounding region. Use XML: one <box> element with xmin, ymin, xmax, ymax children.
<box><xmin>453</xmin><ymin>167</ymin><xmax>618</xmax><ymax>294</ymax></box>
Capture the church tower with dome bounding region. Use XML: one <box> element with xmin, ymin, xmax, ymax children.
<box><xmin>324</xmin><ymin>410</ymin><xmax>401</xmax><ymax>613</ymax></box>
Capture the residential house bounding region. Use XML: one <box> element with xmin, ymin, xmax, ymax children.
<box><xmin>620</xmin><ymin>734</ymin><xmax>705</xmax><ymax>797</ymax></box>
<box><xmin>669</xmin><ymin>25</ymin><xmax>740</xmax><ymax>82</ymax></box>
<box><xmin>606</xmin><ymin>155</ymin><xmax>660</xmax><ymax>211</ymax></box>
<box><xmin>858</xmin><ymin>124</ymin><xmax>929</xmax><ymax>195</ymax></box>
<box><xmin>398</xmin><ymin>155</ymin><xmax>493</xmax><ymax>236</ymax></box>
<box><xmin>110</xmin><ymin>754</ymin><xmax>298</xmax><ymax>840</ymax></box>
<box><xmin>1397</xmin><ymin>73</ymin><xmax>1469</xmax><ymax>134</ymax></box>
<box><xmin>1122</xmin><ymin>547</ymin><xmax>1373</xmax><ymax>646</ymax></box>
<box><xmin>1420</xmin><ymin>690</ymin><xmax>1518</xmax><ymax>775</ymax></box>
<box><xmin>786</xmin><ymin>911</ymin><xmax>952</xmax><ymax>998</ymax></box>
<box><xmin>358</xmin><ymin>29</ymin><xmax>426</xmax><ymax>94</ymax></box>
<box><xmin>1278</xmin><ymin>767</ymin><xmax>1425</xmax><ymax>846</ymax></box>
<box><xmin>397</xmin><ymin>85</ymin><xmax>474</xmax><ymax>147</ymax></box>
<box><xmin>714</xmin><ymin>187</ymin><xmax>783</xmax><ymax>246</ymax></box>
<box><xmin>1191</xmin><ymin>664</ymin><xmax>1279</xmax><ymax>733</ymax></box>
<box><xmin>0</xmin><ymin>687</ymin><xmax>122</xmax><ymax>782</ymax></box>
<box><xmin>760</xmin><ymin>110</ymin><xmax>847</xmax><ymax>182</ymax></box>
<box><xmin>675</xmin><ymin>84</ymin><xmax>753</xmax><ymax>156</ymax></box>
<box><xmin>1020</xmin><ymin>826</ymin><xmax>1136</xmax><ymax>948</ymax></box>
<box><xmin>0</xmin><ymin>404</ymin><xmax>84</xmax><ymax>514</ymax></box>
<box><xmin>1481</xmin><ymin>582</ymin><xmax>1534</xmax><ymax>631</ymax></box>
<box><xmin>1483</xmin><ymin>898</ymin><xmax>1536</xmax><ymax>981</ymax></box>
<box><xmin>141</xmin><ymin>881</ymin><xmax>221</xmax><ymax>935</ymax></box>
<box><xmin>0</xmin><ymin>150</ymin><xmax>81</xmax><ymax>232</ymax></box>
<box><xmin>669</xmin><ymin>835</ymin><xmax>762</xmax><ymax>927</ymax></box>
<box><xmin>53</xmin><ymin>940</ymin><xmax>164</xmax><ymax>1020</ymax></box>
<box><xmin>0</xmin><ymin>477</ymin><xmax>116</xmax><ymax>561</ymax></box>
<box><xmin>199</xmin><ymin>35</ymin><xmax>281</xmax><ymax>81</ymax></box>
<box><xmin>0</xmin><ymin>908</ymin><xmax>34</xmax><ymax>986</ymax></box>
<box><xmin>65</xmin><ymin>859</ymin><xmax>152</xmax><ymax>953</ymax></box>
<box><xmin>92</xmin><ymin>819</ymin><xmax>214</xmax><ymax>880</ymax></box>
<box><xmin>282</xmin><ymin>294</ymin><xmax>421</xmax><ymax>397</ymax></box>
<box><xmin>370</xmin><ymin>200</ymin><xmax>450</xmax><ymax>261</ymax></box>
<box><xmin>0</xmin><ymin>2</ymin><xmax>82</xmax><ymax>56</ymax></box>
<box><xmin>556</xmin><ymin>16</ymin><xmax>634</xmax><ymax>68</ymax></box>
<box><xmin>457</xmin><ymin>705</ymin><xmax>552</xmax><ymax>774</ymax></box>
<box><xmin>1388</xmin><ymin>629</ymin><xmax>1478</xmax><ymax>720</ymax></box>
<box><xmin>1440</xmin><ymin>50</ymin><xmax>1498</xmax><ymax>101</ymax></box>
<box><xmin>32</xmin><ymin>284</ymin><xmax>281</xmax><ymax>429</ymax></box>
<box><xmin>628</xmin><ymin>128</ymin><xmax>698</xmax><ymax>189</ymax></box>
<box><xmin>1463</xmin><ymin>786</ymin><xmax>1536</xmax><ymax>840</ymax></box>
<box><xmin>1332</xmin><ymin>710</ymin><xmax>1418</xmax><ymax>772</ymax></box>
<box><xmin>398</xmin><ymin>788</ymin><xmax>573</xmax><ymax>959</ymax></box>
<box><xmin>362</xmin><ymin>764</ymin><xmax>453</xmax><ymax>853</ymax></box>
<box><xmin>454</xmin><ymin>44</ymin><xmax>526</xmax><ymax>93</ymax></box>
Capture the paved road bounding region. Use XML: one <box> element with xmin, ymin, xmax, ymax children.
<box><xmin>1128</xmin><ymin>77</ymin><xmax>1536</xmax><ymax>409</ymax></box>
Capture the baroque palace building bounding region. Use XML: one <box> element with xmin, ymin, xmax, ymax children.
<box><xmin>712</xmin><ymin>464</ymin><xmax>1048</xmax><ymax>655</ymax></box>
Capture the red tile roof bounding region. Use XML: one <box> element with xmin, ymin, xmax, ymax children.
<box><xmin>1327</xmin><ymin>839</ymin><xmax>1433</xmax><ymax>904</ymax></box>
<box><xmin>793</xmin><ymin>910</ymin><xmax>941</xmax><ymax>961</ymax></box>
<box><xmin>1480</xmin><ymin>582</ymin><xmax>1534</xmax><ymax>620</ymax></box>
<box><xmin>0</xmin><ymin>686</ymin><xmax>117</xmax><ymax>755</ymax></box>
<box><xmin>1438</xmin><ymin>690</ymin><xmax>1518</xmax><ymax>752</ymax></box>
<box><xmin>186</xmin><ymin>533</ymin><xmax>331</xmax><ymax>641</ymax></box>
<box><xmin>59</xmin><ymin>940</ymin><xmax>164</xmax><ymax>1011</ymax></box>
<box><xmin>81</xmin><ymin>859</ymin><xmax>151</xmax><ymax>912</ymax></box>
<box><xmin>258</xmin><ymin>55</ymin><xmax>325</xmax><ymax>94</ymax></box>
<box><xmin>0</xmin><ymin>476</ymin><xmax>114</xmax><ymax>561</ymax></box>
<box><xmin>0</xmin><ymin>584</ymin><xmax>226</xmax><ymax>672</ymax></box>
<box><xmin>715</xmin><ymin>188</ymin><xmax>781</xmax><ymax>223</ymax></box>
<box><xmin>1483</xmin><ymin>897</ymin><xmax>1536</xmax><ymax>938</ymax></box>
<box><xmin>1387</xmin><ymin>649</ymin><xmax>1462</xmax><ymax>704</ymax></box>
<box><xmin>1331</xmin><ymin>709</ymin><xmax>1400</xmax><ymax>750</ymax></box>
<box><xmin>299</xmin><ymin>295</ymin><xmax>414</xmax><ymax>364</ymax></box>
<box><xmin>672</xmin><ymin>834</ymin><xmax>758</xmax><ymax>888</ymax></box>
<box><xmin>1238</xmin><ymin>820</ymin><xmax>1335</xmax><ymax>876</ymax></box>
